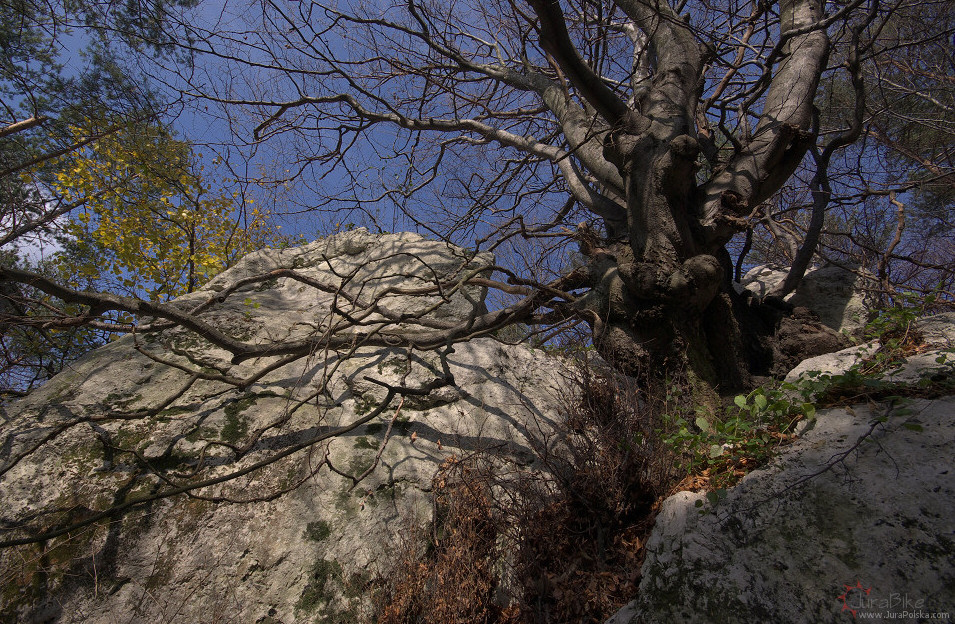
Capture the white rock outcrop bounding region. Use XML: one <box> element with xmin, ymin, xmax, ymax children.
<box><xmin>609</xmin><ymin>314</ymin><xmax>955</xmax><ymax>624</ymax></box>
<box><xmin>614</xmin><ymin>397</ymin><xmax>954</xmax><ymax>623</ymax></box>
<box><xmin>0</xmin><ymin>230</ymin><xmax>571</xmax><ymax>623</ymax></box>
<box><xmin>4</xmin><ymin>229</ymin><xmax>952</xmax><ymax>624</ymax></box>
<box><xmin>740</xmin><ymin>264</ymin><xmax>877</xmax><ymax>335</ymax></box>
<box><xmin>787</xmin><ymin>312</ymin><xmax>955</xmax><ymax>383</ymax></box>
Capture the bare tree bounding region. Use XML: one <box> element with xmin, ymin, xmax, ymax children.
<box><xmin>7</xmin><ymin>0</ymin><xmax>924</xmax><ymax>393</ymax></box>
<box><xmin>163</xmin><ymin>0</ymin><xmax>881</xmax><ymax>391</ymax></box>
<box><xmin>1</xmin><ymin>0</ymin><xmax>952</xmax><ymax>552</ymax></box>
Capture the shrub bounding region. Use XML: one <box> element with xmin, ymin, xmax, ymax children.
<box><xmin>375</xmin><ymin>356</ymin><xmax>678</xmax><ymax>623</ymax></box>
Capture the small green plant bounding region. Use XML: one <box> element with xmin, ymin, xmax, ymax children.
<box><xmin>732</xmin><ymin>385</ymin><xmax>816</xmax><ymax>423</ymax></box>
<box><xmin>933</xmin><ymin>350</ymin><xmax>955</xmax><ymax>376</ymax></box>
<box><xmin>241</xmin><ymin>297</ymin><xmax>261</xmax><ymax>320</ymax></box>
<box><xmin>854</xmin><ymin>291</ymin><xmax>940</xmax><ymax>374</ymax></box>
<box><xmin>660</xmin><ymin>380</ymin><xmax>815</xmax><ymax>486</ymax></box>
<box><xmin>865</xmin><ymin>291</ymin><xmax>933</xmax><ymax>341</ymax></box>
<box><xmin>694</xmin><ymin>488</ymin><xmax>728</xmax><ymax>514</ymax></box>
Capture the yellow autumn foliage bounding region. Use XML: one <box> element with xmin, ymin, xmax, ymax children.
<box><xmin>53</xmin><ymin>121</ymin><xmax>279</xmax><ymax>301</ymax></box>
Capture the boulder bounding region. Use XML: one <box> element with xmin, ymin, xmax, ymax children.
<box><xmin>197</xmin><ymin>227</ymin><xmax>493</xmax><ymax>327</ymax></box>
<box><xmin>609</xmin><ymin>314</ymin><xmax>955</xmax><ymax>624</ymax></box>
<box><xmin>787</xmin><ymin>311</ymin><xmax>955</xmax><ymax>384</ymax></box>
<box><xmin>0</xmin><ymin>231</ymin><xmax>571</xmax><ymax>623</ymax></box>
<box><xmin>740</xmin><ymin>264</ymin><xmax>877</xmax><ymax>335</ymax></box>
<box><xmin>611</xmin><ymin>397</ymin><xmax>954</xmax><ymax>623</ymax></box>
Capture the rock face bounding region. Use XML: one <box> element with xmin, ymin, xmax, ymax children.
<box><xmin>0</xmin><ymin>230</ymin><xmax>572</xmax><ymax>623</ymax></box>
<box><xmin>4</xmin><ymin>229</ymin><xmax>952</xmax><ymax>624</ymax></box>
<box><xmin>610</xmin><ymin>315</ymin><xmax>955</xmax><ymax>624</ymax></box>
<box><xmin>740</xmin><ymin>264</ymin><xmax>877</xmax><ymax>335</ymax></box>
<box><xmin>616</xmin><ymin>399</ymin><xmax>955</xmax><ymax>624</ymax></box>
<box><xmin>787</xmin><ymin>312</ymin><xmax>955</xmax><ymax>383</ymax></box>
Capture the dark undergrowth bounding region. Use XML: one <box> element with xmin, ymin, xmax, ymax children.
<box><xmin>373</xmin><ymin>303</ymin><xmax>955</xmax><ymax>623</ymax></box>
<box><xmin>374</xmin><ymin>361</ymin><xmax>680</xmax><ymax>624</ymax></box>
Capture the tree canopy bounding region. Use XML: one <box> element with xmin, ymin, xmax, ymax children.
<box><xmin>0</xmin><ymin>0</ymin><xmax>281</xmax><ymax>392</ymax></box>
<box><xmin>55</xmin><ymin>120</ymin><xmax>275</xmax><ymax>300</ymax></box>
<box><xmin>2</xmin><ymin>0</ymin><xmax>953</xmax><ymax>388</ymax></box>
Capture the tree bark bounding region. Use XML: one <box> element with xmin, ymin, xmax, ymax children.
<box><xmin>547</xmin><ymin>0</ymin><xmax>835</xmax><ymax>397</ymax></box>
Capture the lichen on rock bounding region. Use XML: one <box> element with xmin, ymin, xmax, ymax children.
<box><xmin>608</xmin><ymin>314</ymin><xmax>955</xmax><ymax>624</ymax></box>
<box><xmin>0</xmin><ymin>230</ymin><xmax>571</xmax><ymax>623</ymax></box>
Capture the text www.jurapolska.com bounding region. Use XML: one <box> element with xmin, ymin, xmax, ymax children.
<box><xmin>857</xmin><ymin>611</ymin><xmax>951</xmax><ymax>620</ymax></box>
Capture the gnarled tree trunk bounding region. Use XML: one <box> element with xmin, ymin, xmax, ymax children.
<box><xmin>527</xmin><ymin>0</ymin><xmax>837</xmax><ymax>397</ymax></box>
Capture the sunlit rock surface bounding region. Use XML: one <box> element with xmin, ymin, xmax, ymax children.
<box><xmin>0</xmin><ymin>230</ymin><xmax>570</xmax><ymax>623</ymax></box>
<box><xmin>609</xmin><ymin>314</ymin><xmax>955</xmax><ymax>624</ymax></box>
<box><xmin>740</xmin><ymin>264</ymin><xmax>877</xmax><ymax>335</ymax></box>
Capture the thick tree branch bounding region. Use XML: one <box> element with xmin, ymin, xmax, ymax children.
<box><xmin>614</xmin><ymin>0</ymin><xmax>704</xmax><ymax>122</ymax></box>
<box><xmin>526</xmin><ymin>0</ymin><xmax>630</xmax><ymax>126</ymax></box>
<box><xmin>700</xmin><ymin>0</ymin><xmax>831</xmax><ymax>247</ymax></box>
<box><xmin>770</xmin><ymin>2</ymin><xmax>874</xmax><ymax>298</ymax></box>
<box><xmin>0</xmin><ymin>116</ymin><xmax>48</xmax><ymax>139</ymax></box>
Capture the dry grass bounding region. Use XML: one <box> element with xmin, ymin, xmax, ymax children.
<box><xmin>375</xmin><ymin>358</ymin><xmax>681</xmax><ymax>623</ymax></box>
<box><xmin>376</xmin><ymin>455</ymin><xmax>519</xmax><ymax>624</ymax></box>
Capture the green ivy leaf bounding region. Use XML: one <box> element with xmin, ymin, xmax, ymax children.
<box><xmin>706</xmin><ymin>489</ymin><xmax>726</xmax><ymax>506</ymax></box>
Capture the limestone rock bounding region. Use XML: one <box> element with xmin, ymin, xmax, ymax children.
<box><xmin>918</xmin><ymin>312</ymin><xmax>955</xmax><ymax>345</ymax></box>
<box><xmin>0</xmin><ymin>231</ymin><xmax>570</xmax><ymax>623</ymax></box>
<box><xmin>609</xmin><ymin>313</ymin><xmax>955</xmax><ymax>624</ymax></box>
<box><xmin>612</xmin><ymin>396</ymin><xmax>955</xmax><ymax>623</ymax></box>
<box><xmin>148</xmin><ymin>228</ymin><xmax>496</xmax><ymax>360</ymax></box>
<box><xmin>740</xmin><ymin>265</ymin><xmax>877</xmax><ymax>335</ymax></box>
<box><xmin>787</xmin><ymin>311</ymin><xmax>955</xmax><ymax>383</ymax></box>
